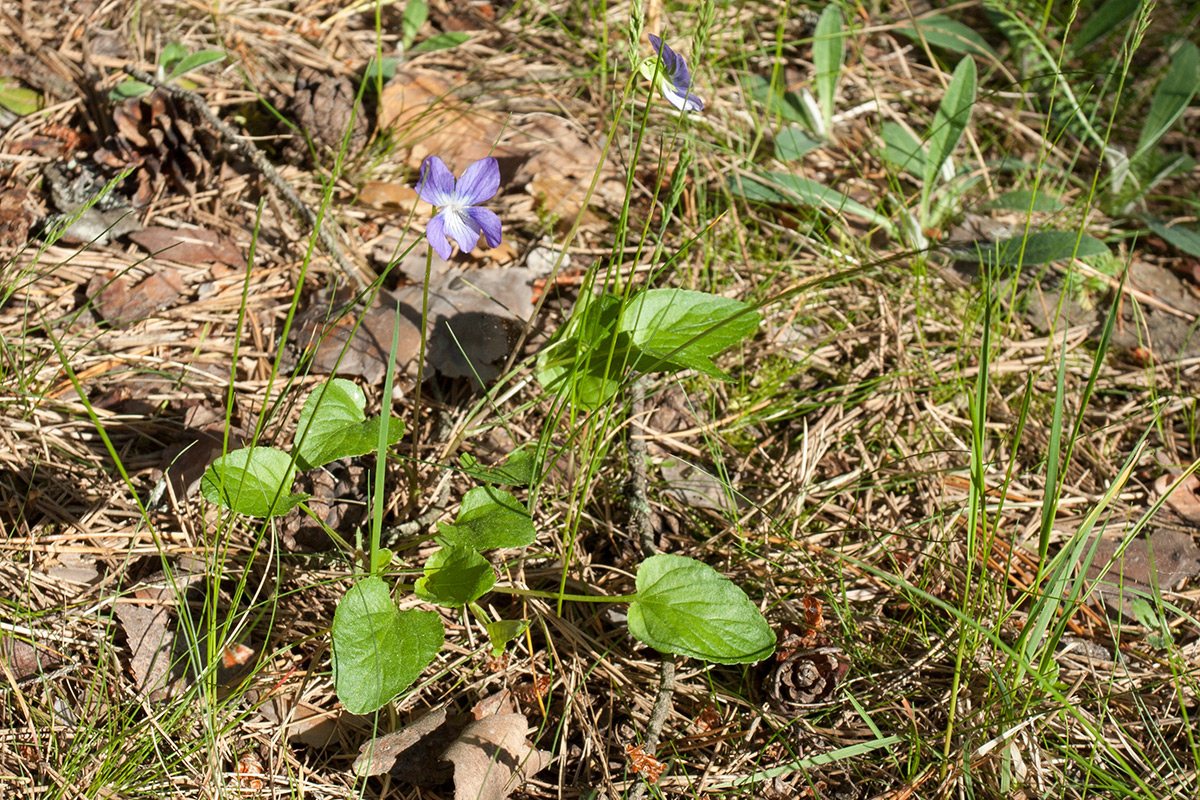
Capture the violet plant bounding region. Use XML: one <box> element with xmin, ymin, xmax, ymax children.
<box><xmin>202</xmin><ymin>84</ymin><xmax>774</xmax><ymax>713</ymax></box>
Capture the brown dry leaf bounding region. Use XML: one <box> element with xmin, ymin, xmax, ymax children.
<box><xmin>129</xmin><ymin>226</ymin><xmax>247</xmax><ymax>269</ymax></box>
<box><xmin>87</xmin><ymin>267</ymin><xmax>184</xmax><ymax>326</ymax></box>
<box><xmin>1084</xmin><ymin>530</ymin><xmax>1200</xmax><ymax>617</ymax></box>
<box><xmin>294</xmin><ymin>292</ymin><xmax>427</xmax><ymax>384</ymax></box>
<box><xmin>658</xmin><ymin>459</ymin><xmax>745</xmax><ymax>514</ymax></box>
<box><xmin>625</xmin><ymin>744</ymin><xmax>667</xmax><ymax>784</ymax></box>
<box><xmin>114</xmin><ymin>601</ymin><xmax>180</xmax><ymax>700</ymax></box>
<box><xmin>258</xmin><ymin>694</ymin><xmax>361</xmax><ymax>749</ymax></box>
<box><xmin>154</xmin><ymin>403</ymin><xmax>248</xmax><ymax>503</ymax></box>
<box><xmin>0</xmin><ymin>633</ymin><xmax>62</xmax><ymax>680</ymax></box>
<box><xmin>442</xmin><ymin>713</ymin><xmax>552</xmax><ymax>800</ymax></box>
<box><xmin>353</xmin><ymin>705</ymin><xmax>455</xmax><ymax>779</ymax></box>
<box><xmin>0</xmin><ymin>186</ymin><xmax>32</xmax><ymax>251</ymax></box>
<box><xmin>358</xmin><ymin>182</ymin><xmax>420</xmax><ymax>213</ymax></box>
<box><xmin>1153</xmin><ymin>472</ymin><xmax>1200</xmax><ymax>524</ymax></box>
<box><xmin>281</xmin><ymin>460</ymin><xmax>368</xmax><ymax>551</ymax></box>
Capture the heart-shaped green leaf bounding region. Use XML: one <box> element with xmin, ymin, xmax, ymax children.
<box><xmin>295</xmin><ymin>378</ymin><xmax>405</xmax><ymax>470</ymax></box>
<box><xmin>200</xmin><ymin>446</ymin><xmax>308</xmax><ymax>518</ymax></box>
<box><xmin>414</xmin><ymin>545</ymin><xmax>496</xmax><ymax>608</ymax></box>
<box><xmin>459</xmin><ymin>448</ymin><xmax>536</xmax><ymax>486</ymax></box>
<box><xmin>332</xmin><ymin>577</ymin><xmax>444</xmax><ymax>714</ymax></box>
<box><xmin>437</xmin><ymin>486</ymin><xmax>536</xmax><ymax>551</ymax></box>
<box><xmin>628</xmin><ymin>554</ymin><xmax>775</xmax><ymax>664</ymax></box>
<box><xmin>619</xmin><ymin>289</ymin><xmax>760</xmax><ymax>379</ymax></box>
<box><xmin>485</xmin><ymin>619</ymin><xmax>530</xmax><ymax>657</ymax></box>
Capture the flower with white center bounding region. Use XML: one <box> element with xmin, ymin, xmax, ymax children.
<box><xmin>640</xmin><ymin>34</ymin><xmax>704</xmax><ymax>113</ymax></box>
<box><xmin>414</xmin><ymin>155</ymin><xmax>503</xmax><ymax>259</ymax></box>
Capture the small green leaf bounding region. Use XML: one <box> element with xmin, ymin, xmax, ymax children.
<box><xmin>159</xmin><ymin>41</ymin><xmax>188</xmax><ymax>73</ymax></box>
<box><xmin>409</xmin><ymin>32</ymin><xmax>469</xmax><ymax>54</ymax></box>
<box><xmin>628</xmin><ymin>554</ymin><xmax>775</xmax><ymax>664</ymax></box>
<box><xmin>1135</xmin><ymin>41</ymin><xmax>1200</xmax><ymax>160</ymax></box>
<box><xmin>773</xmin><ymin>126</ymin><xmax>823</xmax><ymax>161</ymax></box>
<box><xmin>619</xmin><ymin>289</ymin><xmax>759</xmax><ymax>379</ymax></box>
<box><xmin>295</xmin><ymin>378</ymin><xmax>405</xmax><ymax>471</ymax></box>
<box><xmin>985</xmin><ymin>189</ymin><xmax>1065</xmax><ymax>212</ymax></box>
<box><xmin>957</xmin><ymin>230</ymin><xmax>1109</xmax><ymax>266</ymax></box>
<box><xmin>1144</xmin><ymin>216</ymin><xmax>1200</xmax><ymax>257</ymax></box>
<box><xmin>332</xmin><ymin>577</ymin><xmax>444</xmax><ymax>714</ymax></box>
<box><xmin>484</xmin><ymin>619</ymin><xmax>529</xmax><ymax>657</ymax></box>
<box><xmin>415</xmin><ymin>545</ymin><xmax>496</xmax><ymax>608</ymax></box>
<box><xmin>459</xmin><ymin>448</ymin><xmax>536</xmax><ymax>486</ymax></box>
<box><xmin>877</xmin><ymin>122</ymin><xmax>926</xmax><ymax>175</ymax></box>
<box><xmin>402</xmin><ymin>0</ymin><xmax>429</xmax><ymax>50</ymax></box>
<box><xmin>924</xmin><ymin>57</ymin><xmax>976</xmax><ymax>190</ymax></box>
<box><xmin>109</xmin><ymin>80</ymin><xmax>154</xmax><ymax>101</ymax></box>
<box><xmin>200</xmin><ymin>447</ymin><xmax>308</xmax><ymax>517</ymax></box>
<box><xmin>535</xmin><ymin>291</ymin><xmax>627</xmax><ymax>409</ymax></box>
<box><xmin>363</xmin><ymin>57</ymin><xmax>400</xmax><ymax>85</ymax></box>
<box><xmin>437</xmin><ymin>486</ymin><xmax>536</xmax><ymax>550</ymax></box>
<box><xmin>166</xmin><ymin>50</ymin><xmax>226</xmax><ymax>83</ymax></box>
<box><xmin>735</xmin><ymin>172</ymin><xmax>897</xmax><ymax>235</ymax></box>
<box><xmin>897</xmin><ymin>13</ymin><xmax>997</xmax><ymax>58</ymax></box>
<box><xmin>1074</xmin><ymin>0</ymin><xmax>1140</xmax><ymax>52</ymax></box>
<box><xmin>812</xmin><ymin>5</ymin><xmax>846</xmax><ymax>137</ymax></box>
<box><xmin>0</xmin><ymin>78</ymin><xmax>41</xmax><ymax>116</ymax></box>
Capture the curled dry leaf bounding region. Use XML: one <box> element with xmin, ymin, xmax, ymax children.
<box><xmin>625</xmin><ymin>744</ymin><xmax>667</xmax><ymax>784</ymax></box>
<box><xmin>353</xmin><ymin>705</ymin><xmax>455</xmax><ymax>780</ymax></box>
<box><xmin>1153</xmin><ymin>471</ymin><xmax>1200</xmax><ymax>524</ymax></box>
<box><xmin>86</xmin><ymin>267</ymin><xmax>184</xmax><ymax>326</ymax></box>
<box><xmin>442</xmin><ymin>713</ymin><xmax>552</xmax><ymax>800</ymax></box>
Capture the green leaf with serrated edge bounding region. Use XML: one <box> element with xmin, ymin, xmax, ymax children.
<box><xmin>628</xmin><ymin>554</ymin><xmax>775</xmax><ymax>664</ymax></box>
<box><xmin>414</xmin><ymin>545</ymin><xmax>496</xmax><ymax>608</ymax></box>
<box><xmin>0</xmin><ymin>78</ymin><xmax>40</xmax><ymax>116</ymax></box>
<box><xmin>1135</xmin><ymin>41</ymin><xmax>1200</xmax><ymax>159</ymax></box>
<box><xmin>897</xmin><ymin>14</ymin><xmax>997</xmax><ymax>58</ymax></box>
<box><xmin>459</xmin><ymin>448</ymin><xmax>535</xmax><ymax>486</ymax></box>
<box><xmin>955</xmin><ymin>230</ymin><xmax>1109</xmax><ymax>266</ymax></box>
<box><xmin>409</xmin><ymin>32</ymin><xmax>469</xmax><ymax>54</ymax></box>
<box><xmin>402</xmin><ymin>0</ymin><xmax>428</xmax><ymax>50</ymax></box>
<box><xmin>878</xmin><ymin>122</ymin><xmax>926</xmax><ymax>175</ymax></box>
<box><xmin>773</xmin><ymin>126</ymin><xmax>822</xmax><ymax>161</ymax></box>
<box><xmin>485</xmin><ymin>620</ymin><xmax>529</xmax><ymax>657</ymax></box>
<box><xmin>812</xmin><ymin>5</ymin><xmax>845</xmax><ymax>136</ymax></box>
<box><xmin>1074</xmin><ymin>0</ymin><xmax>1140</xmax><ymax>52</ymax></box>
<box><xmin>733</xmin><ymin>172</ymin><xmax>896</xmax><ymax>235</ymax></box>
<box><xmin>438</xmin><ymin>486</ymin><xmax>536</xmax><ymax>550</ymax></box>
<box><xmin>295</xmin><ymin>378</ymin><xmax>405</xmax><ymax>471</ymax></box>
<box><xmin>924</xmin><ymin>57</ymin><xmax>976</xmax><ymax>191</ymax></box>
<box><xmin>109</xmin><ymin>81</ymin><xmax>153</xmax><ymax>100</ymax></box>
<box><xmin>618</xmin><ymin>289</ymin><xmax>759</xmax><ymax>379</ymax></box>
<box><xmin>200</xmin><ymin>447</ymin><xmax>308</xmax><ymax>518</ymax></box>
<box><xmin>332</xmin><ymin>577</ymin><xmax>444</xmax><ymax>714</ymax></box>
<box><xmin>985</xmin><ymin>189</ymin><xmax>1064</xmax><ymax>212</ymax></box>
<box><xmin>166</xmin><ymin>50</ymin><xmax>226</xmax><ymax>83</ymax></box>
<box><xmin>1144</xmin><ymin>216</ymin><xmax>1200</xmax><ymax>257</ymax></box>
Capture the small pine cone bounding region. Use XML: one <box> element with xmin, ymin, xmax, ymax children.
<box><xmin>285</xmin><ymin>68</ymin><xmax>368</xmax><ymax>164</ymax></box>
<box><xmin>766</xmin><ymin>646</ymin><xmax>849</xmax><ymax>709</ymax></box>
<box><xmin>94</xmin><ymin>88</ymin><xmax>211</xmax><ymax>206</ymax></box>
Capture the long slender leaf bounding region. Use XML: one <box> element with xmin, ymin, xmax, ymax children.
<box><xmin>735</xmin><ymin>172</ymin><xmax>896</xmax><ymax>236</ymax></box>
<box><xmin>897</xmin><ymin>13</ymin><xmax>997</xmax><ymax>58</ymax></box>
<box><xmin>1073</xmin><ymin>0</ymin><xmax>1140</xmax><ymax>53</ymax></box>
<box><xmin>1135</xmin><ymin>40</ymin><xmax>1200</xmax><ymax>159</ymax></box>
<box><xmin>924</xmin><ymin>57</ymin><xmax>976</xmax><ymax>191</ymax></box>
<box><xmin>812</xmin><ymin>5</ymin><xmax>846</xmax><ymax>138</ymax></box>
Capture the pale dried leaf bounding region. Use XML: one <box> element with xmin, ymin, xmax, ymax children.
<box><xmin>129</xmin><ymin>226</ymin><xmax>247</xmax><ymax>269</ymax></box>
<box><xmin>114</xmin><ymin>601</ymin><xmax>180</xmax><ymax>699</ymax></box>
<box><xmin>1154</xmin><ymin>472</ymin><xmax>1200</xmax><ymax>524</ymax></box>
<box><xmin>353</xmin><ymin>705</ymin><xmax>452</xmax><ymax>778</ymax></box>
<box><xmin>1084</xmin><ymin>530</ymin><xmax>1200</xmax><ymax>617</ymax></box>
<box><xmin>87</xmin><ymin>267</ymin><xmax>184</xmax><ymax>326</ymax></box>
<box><xmin>441</xmin><ymin>713</ymin><xmax>552</xmax><ymax>800</ymax></box>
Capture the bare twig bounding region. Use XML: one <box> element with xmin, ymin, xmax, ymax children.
<box><xmin>121</xmin><ymin>65</ymin><xmax>372</xmax><ymax>289</ymax></box>
<box><xmin>627</xmin><ymin>376</ymin><xmax>676</xmax><ymax>799</ymax></box>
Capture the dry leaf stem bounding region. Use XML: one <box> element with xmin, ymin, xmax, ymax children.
<box><xmin>122</xmin><ymin>66</ymin><xmax>370</xmax><ymax>289</ymax></box>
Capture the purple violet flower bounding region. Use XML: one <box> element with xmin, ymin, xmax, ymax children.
<box><xmin>414</xmin><ymin>155</ymin><xmax>503</xmax><ymax>259</ymax></box>
<box><xmin>643</xmin><ymin>34</ymin><xmax>704</xmax><ymax>113</ymax></box>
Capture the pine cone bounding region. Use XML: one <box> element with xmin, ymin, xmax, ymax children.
<box><xmin>284</xmin><ymin>68</ymin><xmax>368</xmax><ymax>164</ymax></box>
<box><xmin>766</xmin><ymin>646</ymin><xmax>849</xmax><ymax>708</ymax></box>
<box><xmin>94</xmin><ymin>89</ymin><xmax>211</xmax><ymax>206</ymax></box>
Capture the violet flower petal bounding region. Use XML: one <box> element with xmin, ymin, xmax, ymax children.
<box><xmin>467</xmin><ymin>206</ymin><xmax>503</xmax><ymax>248</ymax></box>
<box><xmin>441</xmin><ymin>206</ymin><xmax>483</xmax><ymax>253</ymax></box>
<box><xmin>454</xmin><ymin>157</ymin><xmax>500</xmax><ymax>206</ymax></box>
<box><xmin>415</xmin><ymin>156</ymin><xmax>456</xmax><ymax>206</ymax></box>
<box><xmin>425</xmin><ymin>212</ymin><xmax>453</xmax><ymax>260</ymax></box>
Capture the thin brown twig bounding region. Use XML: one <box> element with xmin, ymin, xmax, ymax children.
<box><xmin>121</xmin><ymin>65</ymin><xmax>372</xmax><ymax>290</ymax></box>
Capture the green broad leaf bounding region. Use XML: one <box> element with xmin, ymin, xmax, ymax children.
<box><xmin>414</xmin><ymin>545</ymin><xmax>496</xmax><ymax>608</ymax></box>
<box><xmin>459</xmin><ymin>448</ymin><xmax>536</xmax><ymax>486</ymax></box>
<box><xmin>332</xmin><ymin>577</ymin><xmax>444</xmax><ymax>714</ymax></box>
<box><xmin>535</xmin><ymin>291</ymin><xmax>627</xmax><ymax>409</ymax></box>
<box><xmin>897</xmin><ymin>13</ymin><xmax>997</xmax><ymax>58</ymax></box>
<box><xmin>812</xmin><ymin>5</ymin><xmax>846</xmax><ymax>136</ymax></box>
<box><xmin>166</xmin><ymin>50</ymin><xmax>226</xmax><ymax>83</ymax></box>
<box><xmin>484</xmin><ymin>619</ymin><xmax>530</xmax><ymax>657</ymax></box>
<box><xmin>743</xmin><ymin>74</ymin><xmax>809</xmax><ymax>124</ymax></box>
<box><xmin>773</xmin><ymin>126</ymin><xmax>823</xmax><ymax>161</ymax></box>
<box><xmin>878</xmin><ymin>122</ymin><xmax>926</xmax><ymax>175</ymax></box>
<box><xmin>159</xmin><ymin>41</ymin><xmax>188</xmax><ymax>73</ymax></box>
<box><xmin>109</xmin><ymin>80</ymin><xmax>154</xmax><ymax>101</ymax></box>
<box><xmin>402</xmin><ymin>0</ymin><xmax>428</xmax><ymax>50</ymax></box>
<box><xmin>735</xmin><ymin>172</ymin><xmax>897</xmax><ymax>236</ymax></box>
<box><xmin>1074</xmin><ymin>0</ymin><xmax>1140</xmax><ymax>52</ymax></box>
<box><xmin>0</xmin><ymin>78</ymin><xmax>41</xmax><ymax>116</ymax></box>
<box><xmin>409</xmin><ymin>32</ymin><xmax>470</xmax><ymax>54</ymax></box>
<box><xmin>619</xmin><ymin>289</ymin><xmax>759</xmax><ymax>379</ymax></box>
<box><xmin>1144</xmin><ymin>216</ymin><xmax>1200</xmax><ymax>257</ymax></box>
<box><xmin>957</xmin><ymin>230</ymin><xmax>1109</xmax><ymax>266</ymax></box>
<box><xmin>628</xmin><ymin>554</ymin><xmax>775</xmax><ymax>664</ymax></box>
<box><xmin>437</xmin><ymin>486</ymin><xmax>536</xmax><ymax>550</ymax></box>
<box><xmin>924</xmin><ymin>57</ymin><xmax>976</xmax><ymax>190</ymax></box>
<box><xmin>985</xmin><ymin>189</ymin><xmax>1065</xmax><ymax>212</ymax></box>
<box><xmin>1135</xmin><ymin>41</ymin><xmax>1200</xmax><ymax>160</ymax></box>
<box><xmin>295</xmin><ymin>378</ymin><xmax>405</xmax><ymax>471</ymax></box>
<box><xmin>200</xmin><ymin>446</ymin><xmax>308</xmax><ymax>518</ymax></box>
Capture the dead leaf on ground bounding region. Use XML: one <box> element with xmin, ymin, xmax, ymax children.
<box><xmin>129</xmin><ymin>226</ymin><xmax>247</xmax><ymax>269</ymax></box>
<box><xmin>353</xmin><ymin>705</ymin><xmax>455</xmax><ymax>780</ymax></box>
<box><xmin>658</xmin><ymin>459</ymin><xmax>745</xmax><ymax>514</ymax></box>
<box><xmin>0</xmin><ymin>185</ymin><xmax>32</xmax><ymax>251</ymax></box>
<box><xmin>281</xmin><ymin>460</ymin><xmax>368</xmax><ymax>551</ymax></box>
<box><xmin>442</xmin><ymin>713</ymin><xmax>552</xmax><ymax>800</ymax></box>
<box><xmin>1153</xmin><ymin>471</ymin><xmax>1200</xmax><ymax>524</ymax></box>
<box><xmin>0</xmin><ymin>633</ymin><xmax>62</xmax><ymax>680</ymax></box>
<box><xmin>1083</xmin><ymin>529</ymin><xmax>1200</xmax><ymax>618</ymax></box>
<box><xmin>86</xmin><ymin>267</ymin><xmax>184</xmax><ymax>326</ymax></box>
<box><xmin>358</xmin><ymin>182</ymin><xmax>420</xmax><ymax>213</ymax></box>
<box><xmin>152</xmin><ymin>402</ymin><xmax>248</xmax><ymax>503</ymax></box>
